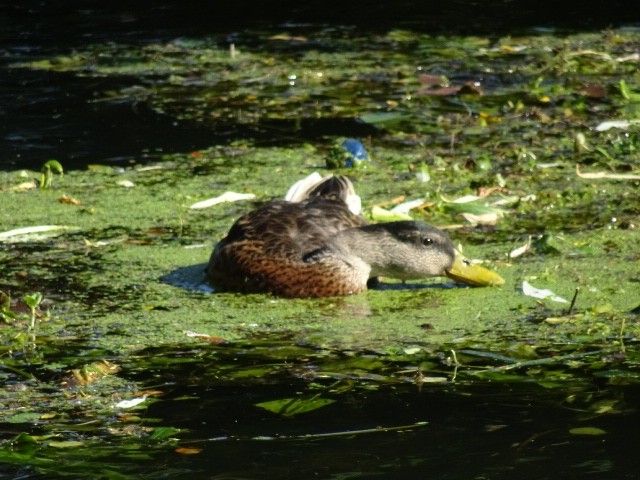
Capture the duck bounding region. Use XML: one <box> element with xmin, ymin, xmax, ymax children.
<box><xmin>206</xmin><ymin>174</ymin><xmax>504</xmax><ymax>298</ymax></box>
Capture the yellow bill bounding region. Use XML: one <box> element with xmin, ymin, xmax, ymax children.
<box><xmin>446</xmin><ymin>251</ymin><xmax>505</xmax><ymax>287</ymax></box>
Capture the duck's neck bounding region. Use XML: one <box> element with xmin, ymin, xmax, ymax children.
<box><xmin>320</xmin><ymin>227</ymin><xmax>389</xmax><ymax>279</ymax></box>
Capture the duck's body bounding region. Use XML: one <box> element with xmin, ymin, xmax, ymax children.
<box><xmin>206</xmin><ymin>175</ymin><xmax>503</xmax><ymax>297</ymax></box>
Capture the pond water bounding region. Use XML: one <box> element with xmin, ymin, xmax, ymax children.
<box><xmin>2</xmin><ymin>1</ymin><xmax>640</xmax><ymax>479</ymax></box>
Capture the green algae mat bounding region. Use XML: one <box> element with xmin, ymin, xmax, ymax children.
<box><xmin>1</xmin><ymin>26</ymin><xmax>639</xmax><ymax>478</ymax></box>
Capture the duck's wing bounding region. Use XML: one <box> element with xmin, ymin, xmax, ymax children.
<box><xmin>223</xmin><ymin>198</ymin><xmax>365</xmax><ymax>256</ymax></box>
<box><xmin>285</xmin><ymin>174</ymin><xmax>361</xmax><ymax>215</ymax></box>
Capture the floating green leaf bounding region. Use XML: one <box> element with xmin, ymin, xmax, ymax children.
<box><xmin>48</xmin><ymin>440</ymin><xmax>86</xmax><ymax>449</ymax></box>
<box><xmin>255</xmin><ymin>396</ymin><xmax>336</xmax><ymax>417</ymax></box>
<box><xmin>6</xmin><ymin>412</ymin><xmax>42</xmax><ymax>424</ymax></box>
<box><xmin>40</xmin><ymin>159</ymin><xmax>64</xmax><ymax>189</ymax></box>
<box><xmin>359</xmin><ymin>112</ymin><xmax>410</xmax><ymax>125</ymax></box>
<box><xmin>149</xmin><ymin>427</ymin><xmax>182</xmax><ymax>440</ymax></box>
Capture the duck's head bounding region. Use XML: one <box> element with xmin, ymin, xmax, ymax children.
<box><xmin>338</xmin><ymin>221</ymin><xmax>504</xmax><ymax>287</ymax></box>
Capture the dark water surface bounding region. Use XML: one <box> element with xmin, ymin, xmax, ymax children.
<box><xmin>137</xmin><ymin>376</ymin><xmax>640</xmax><ymax>479</ymax></box>
<box><xmin>2</xmin><ymin>2</ymin><xmax>640</xmax><ymax>479</ymax></box>
<box><xmin>1</xmin><ymin>0</ymin><xmax>639</xmax><ymax>170</ymax></box>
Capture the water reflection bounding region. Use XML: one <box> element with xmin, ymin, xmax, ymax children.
<box><xmin>135</xmin><ymin>362</ymin><xmax>638</xmax><ymax>479</ymax></box>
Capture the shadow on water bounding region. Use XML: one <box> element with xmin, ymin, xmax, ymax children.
<box><xmin>160</xmin><ymin>262</ymin><xmax>462</xmax><ymax>296</ymax></box>
<box><xmin>160</xmin><ymin>263</ymin><xmax>213</xmax><ymax>293</ymax></box>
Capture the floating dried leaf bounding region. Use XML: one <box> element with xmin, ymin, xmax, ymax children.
<box><xmin>175</xmin><ymin>447</ymin><xmax>203</xmax><ymax>455</ymax></box>
<box><xmin>0</xmin><ymin>225</ymin><xmax>78</xmax><ymax>242</ymax></box>
<box><xmin>616</xmin><ymin>53</ymin><xmax>640</xmax><ymax>62</ymax></box>
<box><xmin>59</xmin><ymin>194</ymin><xmax>81</xmax><ymax>206</ymax></box>
<box><xmin>184</xmin><ymin>330</ymin><xmax>225</xmax><ymax>343</ymax></box>
<box><xmin>6</xmin><ymin>181</ymin><xmax>37</xmax><ymax>192</ymax></box>
<box><xmin>594</xmin><ymin>119</ymin><xmax>640</xmax><ymax>131</ymax></box>
<box><xmin>460</xmin><ymin>212</ymin><xmax>501</xmax><ymax>225</ymax></box>
<box><xmin>418</xmin><ymin>74</ymin><xmax>449</xmax><ymax>87</ymax></box>
<box><xmin>60</xmin><ymin>360</ymin><xmax>121</xmax><ymax>389</ymax></box>
<box><xmin>576</xmin><ymin>164</ymin><xmax>640</xmax><ymax>180</ymax></box>
<box><xmin>579</xmin><ymin>83</ymin><xmax>606</xmax><ymax>99</ymax></box>
<box><xmin>509</xmin><ymin>236</ymin><xmax>532</xmax><ymax>258</ymax></box>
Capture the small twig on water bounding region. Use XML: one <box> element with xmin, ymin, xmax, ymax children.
<box><xmin>566</xmin><ymin>287</ymin><xmax>580</xmax><ymax>315</ymax></box>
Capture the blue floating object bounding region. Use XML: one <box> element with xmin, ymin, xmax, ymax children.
<box><xmin>341</xmin><ymin>138</ymin><xmax>369</xmax><ymax>167</ymax></box>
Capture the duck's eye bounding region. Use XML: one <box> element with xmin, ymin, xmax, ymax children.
<box><xmin>422</xmin><ymin>237</ymin><xmax>434</xmax><ymax>246</ymax></box>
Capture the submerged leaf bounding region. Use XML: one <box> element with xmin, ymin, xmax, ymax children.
<box><xmin>569</xmin><ymin>427</ymin><xmax>606</xmax><ymax>436</ymax></box>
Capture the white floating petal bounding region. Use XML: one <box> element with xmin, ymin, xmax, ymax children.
<box><xmin>115</xmin><ymin>395</ymin><xmax>148</xmax><ymax>409</ymax></box>
<box><xmin>189</xmin><ymin>192</ymin><xmax>256</xmax><ymax>209</ymax></box>
<box><xmin>390</xmin><ymin>198</ymin><xmax>425</xmax><ymax>214</ymax></box>
<box><xmin>460</xmin><ymin>212</ymin><xmax>500</xmax><ymax>225</ymax></box>
<box><xmin>0</xmin><ymin>225</ymin><xmax>78</xmax><ymax>242</ymax></box>
<box><xmin>441</xmin><ymin>194</ymin><xmax>483</xmax><ymax>203</ymax></box>
<box><xmin>594</xmin><ymin>119</ymin><xmax>640</xmax><ymax>132</ymax></box>
<box><xmin>522</xmin><ymin>280</ymin><xmax>568</xmax><ymax>303</ymax></box>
